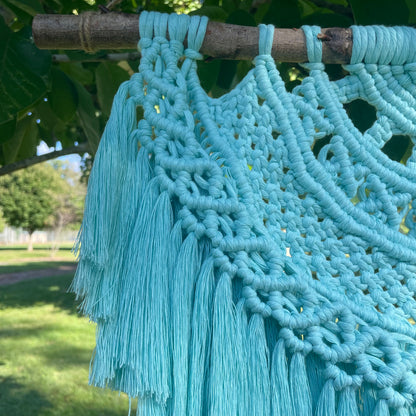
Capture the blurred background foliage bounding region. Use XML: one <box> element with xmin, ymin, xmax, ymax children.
<box><xmin>0</xmin><ymin>0</ymin><xmax>415</xmax><ymax>176</ymax></box>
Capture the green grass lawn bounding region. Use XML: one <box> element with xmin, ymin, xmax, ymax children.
<box><xmin>0</xmin><ymin>274</ymin><xmax>131</xmax><ymax>416</ymax></box>
<box><xmin>0</xmin><ymin>244</ymin><xmax>77</xmax><ymax>274</ymax></box>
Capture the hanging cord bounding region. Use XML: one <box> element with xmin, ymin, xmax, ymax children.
<box><xmin>79</xmin><ymin>12</ymin><xmax>95</xmax><ymax>53</ymax></box>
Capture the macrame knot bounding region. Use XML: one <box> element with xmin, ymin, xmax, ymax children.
<box><xmin>350</xmin><ymin>25</ymin><xmax>416</xmax><ymax>64</ymax></box>
<box><xmin>301</xmin><ymin>25</ymin><xmax>325</xmax><ymax>71</ymax></box>
<box><xmin>79</xmin><ymin>11</ymin><xmax>98</xmax><ymax>53</ymax></box>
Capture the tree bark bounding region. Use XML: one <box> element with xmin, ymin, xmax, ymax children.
<box><xmin>28</xmin><ymin>232</ymin><xmax>34</xmax><ymax>252</ymax></box>
<box><xmin>0</xmin><ymin>143</ymin><xmax>89</xmax><ymax>177</ymax></box>
<box><xmin>32</xmin><ymin>13</ymin><xmax>353</xmax><ymax>64</ymax></box>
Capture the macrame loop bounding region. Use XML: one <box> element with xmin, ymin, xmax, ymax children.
<box><xmin>184</xmin><ymin>15</ymin><xmax>208</xmax><ymax>60</ymax></box>
<box><xmin>258</xmin><ymin>24</ymin><xmax>275</xmax><ymax>56</ymax></box>
<box><xmin>301</xmin><ymin>25</ymin><xmax>324</xmax><ymax>70</ymax></box>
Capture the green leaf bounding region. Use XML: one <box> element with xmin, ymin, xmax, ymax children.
<box><xmin>349</xmin><ymin>0</ymin><xmax>410</xmax><ymax>25</ymax></box>
<box><xmin>301</xmin><ymin>11</ymin><xmax>353</xmax><ymax>27</ymax></box>
<box><xmin>59</xmin><ymin>62</ymin><xmax>94</xmax><ymax>85</ymax></box>
<box><xmin>49</xmin><ymin>67</ymin><xmax>79</xmax><ymax>122</ymax></box>
<box><xmin>3</xmin><ymin>0</ymin><xmax>43</xmax><ymax>16</ymax></box>
<box><xmin>197</xmin><ymin>60</ymin><xmax>221</xmax><ymax>95</ymax></box>
<box><xmin>236</xmin><ymin>60</ymin><xmax>253</xmax><ymax>83</ymax></box>
<box><xmin>190</xmin><ymin>6</ymin><xmax>228</xmax><ymax>21</ymax></box>
<box><xmin>217</xmin><ymin>60</ymin><xmax>238</xmax><ymax>89</ymax></box>
<box><xmin>344</xmin><ymin>99</ymin><xmax>377</xmax><ymax>134</ymax></box>
<box><xmin>262</xmin><ymin>0</ymin><xmax>301</xmax><ymax>27</ymax></box>
<box><xmin>1</xmin><ymin>116</ymin><xmax>36</xmax><ymax>164</ymax></box>
<box><xmin>34</xmin><ymin>99</ymin><xmax>64</xmax><ymax>147</ymax></box>
<box><xmin>0</xmin><ymin>118</ymin><xmax>17</xmax><ymax>144</ymax></box>
<box><xmin>95</xmin><ymin>62</ymin><xmax>130</xmax><ymax>118</ymax></box>
<box><xmin>221</xmin><ymin>0</ymin><xmax>236</xmax><ymax>14</ymax></box>
<box><xmin>16</xmin><ymin>119</ymin><xmax>38</xmax><ymax>160</ymax></box>
<box><xmin>226</xmin><ymin>9</ymin><xmax>256</xmax><ymax>26</ymax></box>
<box><xmin>0</xmin><ymin>16</ymin><xmax>51</xmax><ymax>124</ymax></box>
<box><xmin>381</xmin><ymin>135</ymin><xmax>412</xmax><ymax>163</ymax></box>
<box><xmin>406</xmin><ymin>0</ymin><xmax>416</xmax><ymax>23</ymax></box>
<box><xmin>254</xmin><ymin>2</ymin><xmax>272</xmax><ymax>24</ymax></box>
<box><xmin>74</xmin><ymin>80</ymin><xmax>101</xmax><ymax>154</ymax></box>
<box><xmin>202</xmin><ymin>0</ymin><xmax>219</xmax><ymax>6</ymax></box>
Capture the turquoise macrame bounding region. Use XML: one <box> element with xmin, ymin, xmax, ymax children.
<box><xmin>72</xmin><ymin>11</ymin><xmax>416</xmax><ymax>416</ymax></box>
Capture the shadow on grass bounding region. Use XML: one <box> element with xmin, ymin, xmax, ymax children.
<box><xmin>0</xmin><ymin>376</ymin><xmax>52</xmax><ymax>416</ymax></box>
<box><xmin>0</xmin><ymin>322</ymin><xmax>93</xmax><ymax>367</ymax></box>
<box><xmin>0</xmin><ymin>376</ymin><xmax>129</xmax><ymax>416</ymax></box>
<box><xmin>0</xmin><ymin>261</ymin><xmax>76</xmax><ymax>274</ymax></box>
<box><xmin>0</xmin><ymin>274</ymin><xmax>80</xmax><ymax>315</ymax></box>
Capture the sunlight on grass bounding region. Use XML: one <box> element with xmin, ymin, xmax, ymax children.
<box><xmin>0</xmin><ymin>275</ymin><xmax>130</xmax><ymax>416</ymax></box>
<box><xmin>0</xmin><ymin>244</ymin><xmax>76</xmax><ymax>270</ymax></box>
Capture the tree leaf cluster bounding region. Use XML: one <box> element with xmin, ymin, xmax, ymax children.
<box><xmin>0</xmin><ymin>0</ymin><xmax>415</xmax><ymax>171</ymax></box>
<box><xmin>0</xmin><ymin>162</ymin><xmax>86</xmax><ymax>235</ymax></box>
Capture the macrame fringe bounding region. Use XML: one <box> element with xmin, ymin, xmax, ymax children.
<box><xmin>171</xmin><ymin>232</ymin><xmax>201</xmax><ymax>414</ymax></box>
<box><xmin>290</xmin><ymin>352</ymin><xmax>313</xmax><ymax>416</ymax></box>
<box><xmin>187</xmin><ymin>256</ymin><xmax>215</xmax><ymax>415</ymax></box>
<box><xmin>315</xmin><ymin>380</ymin><xmax>336</xmax><ymax>416</ymax></box>
<box><xmin>271</xmin><ymin>339</ymin><xmax>294</xmax><ymax>416</ymax></box>
<box><xmin>338</xmin><ymin>386</ymin><xmax>359</xmax><ymax>416</ymax></box>
<box><xmin>71</xmin><ymin>83</ymin><xmax>412</xmax><ymax>415</ymax></box>
<box><xmin>208</xmin><ymin>272</ymin><xmax>241</xmax><ymax>415</ymax></box>
<box><xmin>248</xmin><ymin>313</ymin><xmax>271</xmax><ymax>415</ymax></box>
<box><xmin>71</xmin><ymin>84</ymin><xmax>150</xmax><ymax>321</ymax></box>
<box><xmin>373</xmin><ymin>400</ymin><xmax>390</xmax><ymax>416</ymax></box>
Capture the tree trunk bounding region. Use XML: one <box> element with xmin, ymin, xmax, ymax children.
<box><xmin>28</xmin><ymin>232</ymin><xmax>34</xmax><ymax>252</ymax></box>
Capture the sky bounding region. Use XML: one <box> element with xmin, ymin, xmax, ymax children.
<box><xmin>37</xmin><ymin>141</ymin><xmax>83</xmax><ymax>172</ymax></box>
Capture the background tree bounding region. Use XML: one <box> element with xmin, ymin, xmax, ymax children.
<box><xmin>0</xmin><ymin>208</ymin><xmax>6</xmax><ymax>233</ymax></box>
<box><xmin>49</xmin><ymin>160</ymin><xmax>86</xmax><ymax>251</ymax></box>
<box><xmin>0</xmin><ymin>162</ymin><xmax>85</xmax><ymax>250</ymax></box>
<box><xmin>0</xmin><ymin>0</ymin><xmax>414</xmax><ymax>176</ymax></box>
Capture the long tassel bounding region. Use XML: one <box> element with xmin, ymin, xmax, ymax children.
<box><xmin>86</xmin><ymin>177</ymin><xmax>161</xmax><ymax>392</ymax></box>
<box><xmin>248</xmin><ymin>313</ymin><xmax>271</xmax><ymax>415</ymax></box>
<box><xmin>265</xmin><ymin>318</ymin><xmax>280</xmax><ymax>360</ymax></box>
<box><xmin>187</xmin><ymin>257</ymin><xmax>215</xmax><ymax>415</ymax></box>
<box><xmin>208</xmin><ymin>272</ymin><xmax>240</xmax><ymax>415</ymax></box>
<box><xmin>73</xmin><ymin>146</ymin><xmax>153</xmax><ymax>320</ymax></box>
<box><xmin>360</xmin><ymin>383</ymin><xmax>378</xmax><ymax>416</ymax></box>
<box><xmin>314</xmin><ymin>380</ymin><xmax>335</xmax><ymax>416</ymax></box>
<box><xmin>96</xmin><ymin>187</ymin><xmax>175</xmax><ymax>404</ymax></box>
<box><xmin>305</xmin><ymin>353</ymin><xmax>326</xmax><ymax>413</ymax></box>
<box><xmin>337</xmin><ymin>386</ymin><xmax>359</xmax><ymax>416</ymax></box>
<box><xmin>235</xmin><ymin>300</ymin><xmax>249</xmax><ymax>416</ymax></box>
<box><xmin>73</xmin><ymin>82</ymin><xmax>135</xmax><ymax>269</ymax></box>
<box><xmin>289</xmin><ymin>352</ymin><xmax>313</xmax><ymax>416</ymax></box>
<box><xmin>395</xmin><ymin>408</ymin><xmax>410</xmax><ymax>416</ymax></box>
<box><xmin>137</xmin><ymin>397</ymin><xmax>167</xmax><ymax>416</ymax></box>
<box><xmin>171</xmin><ymin>233</ymin><xmax>201</xmax><ymax>414</ymax></box>
<box><xmin>373</xmin><ymin>400</ymin><xmax>390</xmax><ymax>415</ymax></box>
<box><xmin>271</xmin><ymin>340</ymin><xmax>294</xmax><ymax>416</ymax></box>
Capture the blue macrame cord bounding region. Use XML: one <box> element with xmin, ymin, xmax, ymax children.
<box><xmin>72</xmin><ymin>12</ymin><xmax>416</xmax><ymax>416</ymax></box>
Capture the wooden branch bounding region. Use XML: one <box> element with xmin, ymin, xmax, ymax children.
<box><xmin>0</xmin><ymin>143</ymin><xmax>89</xmax><ymax>177</ymax></box>
<box><xmin>33</xmin><ymin>13</ymin><xmax>353</xmax><ymax>63</ymax></box>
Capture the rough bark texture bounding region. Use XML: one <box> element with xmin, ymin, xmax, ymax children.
<box><xmin>33</xmin><ymin>12</ymin><xmax>353</xmax><ymax>63</ymax></box>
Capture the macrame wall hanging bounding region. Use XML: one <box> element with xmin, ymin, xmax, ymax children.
<box><xmin>71</xmin><ymin>11</ymin><xmax>416</xmax><ymax>416</ymax></box>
